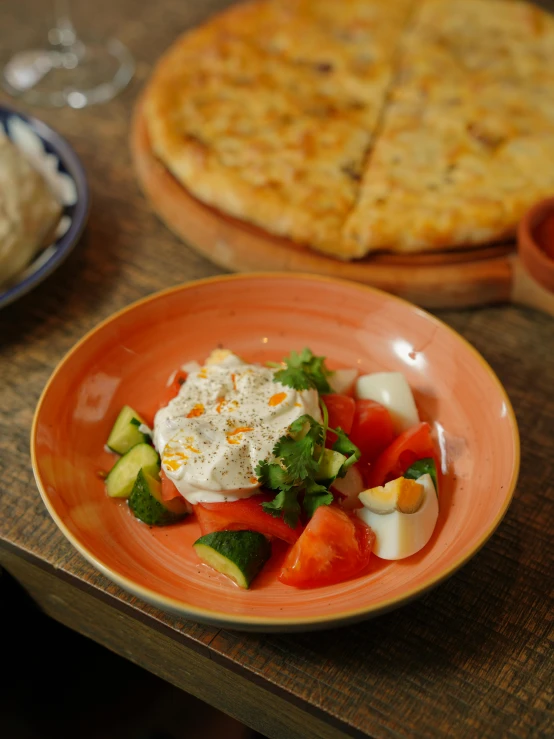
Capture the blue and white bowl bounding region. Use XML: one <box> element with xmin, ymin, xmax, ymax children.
<box><xmin>0</xmin><ymin>105</ymin><xmax>89</xmax><ymax>309</ymax></box>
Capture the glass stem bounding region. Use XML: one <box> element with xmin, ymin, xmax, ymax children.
<box><xmin>51</xmin><ymin>0</ymin><xmax>77</xmax><ymax>47</ymax></box>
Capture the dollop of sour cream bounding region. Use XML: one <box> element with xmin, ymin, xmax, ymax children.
<box><xmin>153</xmin><ymin>350</ymin><xmax>321</xmax><ymax>505</ymax></box>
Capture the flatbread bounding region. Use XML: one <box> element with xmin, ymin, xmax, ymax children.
<box><xmin>144</xmin><ymin>0</ymin><xmax>413</xmax><ymax>254</ymax></box>
<box><xmin>145</xmin><ymin>0</ymin><xmax>554</xmax><ymax>259</ymax></box>
<box><xmin>343</xmin><ymin>0</ymin><xmax>554</xmax><ymax>255</ymax></box>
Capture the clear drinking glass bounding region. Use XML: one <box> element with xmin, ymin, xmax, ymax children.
<box><xmin>2</xmin><ymin>0</ymin><xmax>134</xmax><ymax>108</ymax></box>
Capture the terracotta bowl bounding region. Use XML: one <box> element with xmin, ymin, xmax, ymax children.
<box><xmin>32</xmin><ymin>273</ymin><xmax>520</xmax><ymax>631</ymax></box>
<box><xmin>517</xmin><ymin>196</ymin><xmax>554</xmax><ymax>293</ymax></box>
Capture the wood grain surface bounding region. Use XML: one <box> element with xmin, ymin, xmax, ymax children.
<box><xmin>1</xmin><ymin>2</ymin><xmax>553</xmax><ymax>738</ymax></box>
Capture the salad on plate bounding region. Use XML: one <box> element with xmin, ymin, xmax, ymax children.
<box><xmin>101</xmin><ymin>348</ymin><xmax>441</xmax><ymax>590</ymax></box>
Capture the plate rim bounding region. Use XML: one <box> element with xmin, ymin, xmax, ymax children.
<box><xmin>30</xmin><ymin>272</ymin><xmax>521</xmax><ymax>631</ymax></box>
<box><xmin>0</xmin><ymin>103</ymin><xmax>90</xmax><ymax>309</ymax></box>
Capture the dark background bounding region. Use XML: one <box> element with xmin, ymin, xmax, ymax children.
<box><xmin>1</xmin><ymin>570</ymin><xmax>262</xmax><ymax>739</ymax></box>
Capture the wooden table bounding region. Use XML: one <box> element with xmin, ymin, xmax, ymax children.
<box><xmin>1</xmin><ymin>2</ymin><xmax>553</xmax><ymax>737</ymax></box>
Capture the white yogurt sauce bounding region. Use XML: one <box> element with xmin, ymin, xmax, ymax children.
<box><xmin>153</xmin><ymin>351</ymin><xmax>321</xmax><ymax>504</ymax></box>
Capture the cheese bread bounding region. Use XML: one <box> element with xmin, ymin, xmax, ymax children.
<box><xmin>145</xmin><ymin>0</ymin><xmax>554</xmax><ymax>258</ymax></box>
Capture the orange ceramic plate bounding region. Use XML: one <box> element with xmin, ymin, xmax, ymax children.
<box><xmin>31</xmin><ymin>274</ymin><xmax>520</xmax><ymax>631</ymax></box>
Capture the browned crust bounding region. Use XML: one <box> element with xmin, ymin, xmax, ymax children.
<box><xmin>132</xmin><ymin>94</ymin><xmax>515</xmax><ymax>311</ymax></box>
<box><xmin>142</xmin><ymin>0</ymin><xmax>554</xmax><ymax>259</ymax></box>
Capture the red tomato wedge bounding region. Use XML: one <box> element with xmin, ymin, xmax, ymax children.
<box><xmin>160</xmin><ymin>468</ymin><xmax>182</xmax><ymax>502</ymax></box>
<box><xmin>158</xmin><ymin>370</ymin><xmax>188</xmax><ymax>409</ymax></box>
<box><xmin>324</xmin><ymin>394</ymin><xmax>356</xmax><ymax>434</ymax></box>
<box><xmin>365</xmin><ymin>422</ymin><xmax>436</xmax><ymax>488</ymax></box>
<box><xmin>195</xmin><ymin>495</ymin><xmax>303</xmax><ymax>544</ymax></box>
<box><xmin>323</xmin><ymin>393</ymin><xmax>356</xmax><ymax>447</ymax></box>
<box><xmin>349</xmin><ymin>399</ymin><xmax>395</xmax><ymax>463</ymax></box>
<box><xmin>278</xmin><ymin>505</ymin><xmax>375</xmax><ymax>588</ymax></box>
<box><xmin>159</xmin><ymin>470</ymin><xmax>192</xmax><ymax>514</ymax></box>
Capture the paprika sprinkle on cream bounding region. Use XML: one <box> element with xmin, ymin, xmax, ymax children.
<box><xmin>152</xmin><ymin>349</ymin><xmax>321</xmax><ymax>505</ymax></box>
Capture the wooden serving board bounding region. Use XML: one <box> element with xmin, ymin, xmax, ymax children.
<box><xmin>131</xmin><ymin>98</ymin><xmax>554</xmax><ymax>316</ymax></box>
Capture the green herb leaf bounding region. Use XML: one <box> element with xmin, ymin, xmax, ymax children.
<box><xmin>262</xmin><ymin>489</ymin><xmax>302</xmax><ymax>528</ymax></box>
<box><xmin>404</xmin><ymin>458</ymin><xmax>438</xmax><ymax>493</ymax></box>
<box><xmin>274</xmin><ymin>348</ymin><xmax>332</xmax><ymax>393</ymax></box>
<box><xmin>257</xmin><ymin>403</ymin><xmax>361</xmax><ymax>526</ymax></box>
<box><xmin>273</xmin><ymin>435</ymin><xmax>315</xmax><ymax>481</ymax></box>
<box><xmin>273</xmin><ymin>415</ymin><xmax>324</xmax><ymax>481</ymax></box>
<box><xmin>288</xmin><ymin>414</ymin><xmax>322</xmax><ymax>439</ymax></box>
<box><xmin>303</xmin><ymin>480</ymin><xmax>334</xmax><ymax>518</ymax></box>
<box><xmin>255</xmin><ymin>460</ymin><xmax>293</xmax><ymax>491</ymax></box>
<box><xmin>274</xmin><ymin>366</ymin><xmax>315</xmax><ymax>391</ymax></box>
<box><xmin>332</xmin><ymin>428</ymin><xmax>361</xmax><ymax>476</ymax></box>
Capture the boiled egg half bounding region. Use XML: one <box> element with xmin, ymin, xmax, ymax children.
<box><xmin>357</xmin><ymin>474</ymin><xmax>438</xmax><ymax>559</ymax></box>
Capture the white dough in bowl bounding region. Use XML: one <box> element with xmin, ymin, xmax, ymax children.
<box><xmin>0</xmin><ymin>128</ymin><xmax>62</xmax><ymax>286</ymax></box>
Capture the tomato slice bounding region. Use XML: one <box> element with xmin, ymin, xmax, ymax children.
<box><xmin>195</xmin><ymin>495</ymin><xmax>303</xmax><ymax>544</ymax></box>
<box><xmin>158</xmin><ymin>370</ymin><xmax>188</xmax><ymax>409</ymax></box>
<box><xmin>159</xmin><ymin>469</ymin><xmax>192</xmax><ymax>514</ymax></box>
<box><xmin>160</xmin><ymin>468</ymin><xmax>182</xmax><ymax>502</ymax></box>
<box><xmin>365</xmin><ymin>422</ymin><xmax>436</xmax><ymax>489</ymax></box>
<box><xmin>349</xmin><ymin>399</ymin><xmax>395</xmax><ymax>463</ymax></box>
<box><xmin>324</xmin><ymin>394</ymin><xmax>356</xmax><ymax>434</ymax></box>
<box><xmin>278</xmin><ymin>505</ymin><xmax>375</xmax><ymax>588</ymax></box>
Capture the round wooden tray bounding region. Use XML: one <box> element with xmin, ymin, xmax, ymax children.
<box><xmin>131</xmin><ymin>97</ymin><xmax>554</xmax><ymax>315</ymax></box>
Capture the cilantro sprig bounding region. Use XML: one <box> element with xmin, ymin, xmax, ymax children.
<box><xmin>257</xmin><ymin>348</ymin><xmax>360</xmax><ymax>527</ymax></box>
<box><xmin>274</xmin><ymin>414</ymin><xmax>324</xmax><ymax>480</ymax></box>
<box><xmin>273</xmin><ymin>348</ymin><xmax>333</xmax><ymax>394</ymax></box>
<box><xmin>256</xmin><ymin>410</ymin><xmax>360</xmax><ymax>528</ymax></box>
<box><xmin>332</xmin><ymin>428</ymin><xmax>361</xmax><ymax>476</ymax></box>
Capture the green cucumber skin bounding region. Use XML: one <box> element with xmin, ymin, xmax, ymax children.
<box><xmin>105</xmin><ymin>443</ymin><xmax>160</xmax><ymax>498</ymax></box>
<box><xmin>194</xmin><ymin>531</ymin><xmax>271</xmax><ymax>588</ymax></box>
<box><xmin>107</xmin><ymin>405</ymin><xmax>148</xmax><ymax>455</ymax></box>
<box><xmin>129</xmin><ymin>470</ymin><xmax>187</xmax><ymax>526</ymax></box>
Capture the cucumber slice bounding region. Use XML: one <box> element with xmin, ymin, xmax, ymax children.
<box><xmin>129</xmin><ymin>469</ymin><xmax>190</xmax><ymax>526</ymax></box>
<box><xmin>315</xmin><ymin>449</ymin><xmax>347</xmax><ymax>483</ymax></box>
<box><xmin>105</xmin><ymin>443</ymin><xmax>160</xmax><ymax>498</ymax></box>
<box><xmin>193</xmin><ymin>531</ymin><xmax>271</xmax><ymax>588</ymax></box>
<box><xmin>107</xmin><ymin>405</ymin><xmax>149</xmax><ymax>455</ymax></box>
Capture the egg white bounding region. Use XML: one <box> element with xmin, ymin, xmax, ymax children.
<box><xmin>355</xmin><ymin>372</ymin><xmax>419</xmax><ymax>434</ymax></box>
<box><xmin>357</xmin><ymin>474</ymin><xmax>438</xmax><ymax>559</ymax></box>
